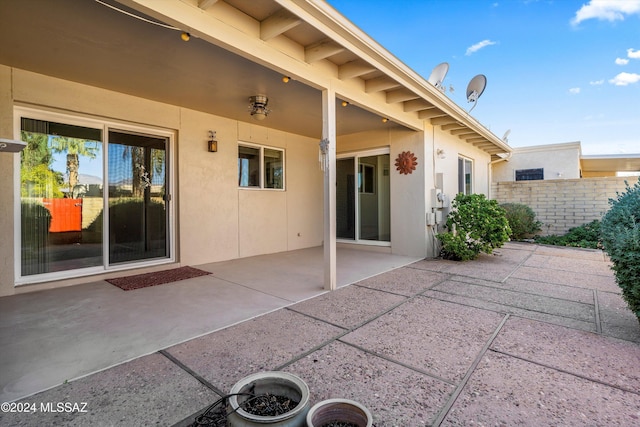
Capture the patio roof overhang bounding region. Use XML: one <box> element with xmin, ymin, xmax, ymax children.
<box><xmin>0</xmin><ymin>0</ymin><xmax>511</xmax><ymax>159</ymax></box>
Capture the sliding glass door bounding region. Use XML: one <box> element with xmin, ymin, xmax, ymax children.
<box><xmin>337</xmin><ymin>150</ymin><xmax>390</xmax><ymax>244</ymax></box>
<box><xmin>108</xmin><ymin>131</ymin><xmax>168</xmax><ymax>264</ymax></box>
<box><xmin>18</xmin><ymin>110</ymin><xmax>171</xmax><ymax>281</ymax></box>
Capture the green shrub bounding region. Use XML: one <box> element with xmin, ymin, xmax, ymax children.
<box><xmin>438</xmin><ymin>193</ymin><xmax>511</xmax><ymax>261</ymax></box>
<box><xmin>535</xmin><ymin>220</ymin><xmax>601</xmax><ymax>249</ymax></box>
<box><xmin>600</xmin><ymin>178</ymin><xmax>640</xmax><ymax>324</ymax></box>
<box><xmin>500</xmin><ymin>203</ymin><xmax>542</xmax><ymax>239</ymax></box>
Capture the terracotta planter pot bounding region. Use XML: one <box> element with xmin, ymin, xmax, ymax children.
<box><xmin>306</xmin><ymin>398</ymin><xmax>372</xmax><ymax>427</ymax></box>
<box><xmin>227</xmin><ymin>371</ymin><xmax>310</xmax><ymax>427</ymax></box>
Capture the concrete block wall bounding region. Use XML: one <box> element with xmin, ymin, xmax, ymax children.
<box><xmin>491</xmin><ymin>176</ymin><xmax>636</xmax><ymax>236</ymax></box>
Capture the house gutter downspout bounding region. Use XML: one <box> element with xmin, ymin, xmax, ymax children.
<box><xmin>488</xmin><ymin>152</ymin><xmax>512</xmax><ymax>199</ymax></box>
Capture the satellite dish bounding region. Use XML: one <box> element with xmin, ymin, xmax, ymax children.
<box><xmin>502</xmin><ymin>129</ymin><xmax>511</xmax><ymax>143</ymax></box>
<box><xmin>428</xmin><ymin>62</ymin><xmax>449</xmax><ymax>91</ymax></box>
<box><xmin>466</xmin><ymin>74</ymin><xmax>487</xmax><ymax>112</ymax></box>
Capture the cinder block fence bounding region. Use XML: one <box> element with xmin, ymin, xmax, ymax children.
<box><xmin>491</xmin><ymin>177</ymin><xmax>635</xmax><ymax>236</ymax></box>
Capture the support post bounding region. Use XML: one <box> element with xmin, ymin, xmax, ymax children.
<box><xmin>322</xmin><ymin>88</ymin><xmax>337</xmax><ymax>290</ymax></box>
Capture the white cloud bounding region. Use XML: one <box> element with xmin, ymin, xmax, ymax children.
<box><xmin>615</xmin><ymin>57</ymin><xmax>630</xmax><ymax>65</ymax></box>
<box><xmin>628</xmin><ymin>48</ymin><xmax>640</xmax><ymax>58</ymax></box>
<box><xmin>569</xmin><ymin>87</ymin><xmax>581</xmax><ymax>94</ymax></box>
<box><xmin>590</xmin><ymin>79</ymin><xmax>605</xmax><ymax>85</ymax></box>
<box><xmin>609</xmin><ymin>72</ymin><xmax>640</xmax><ymax>85</ymax></box>
<box><xmin>571</xmin><ymin>0</ymin><xmax>640</xmax><ymax>26</ymax></box>
<box><xmin>465</xmin><ymin>40</ymin><xmax>497</xmax><ymax>56</ymax></box>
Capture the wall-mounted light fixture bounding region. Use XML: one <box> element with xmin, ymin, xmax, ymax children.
<box><xmin>208</xmin><ymin>131</ymin><xmax>218</xmax><ymax>152</ymax></box>
<box><xmin>381</xmin><ymin>117</ymin><xmax>388</xmax><ymax>123</ymax></box>
<box><xmin>181</xmin><ymin>31</ymin><xmax>190</xmax><ymax>41</ymax></box>
<box><xmin>248</xmin><ymin>95</ymin><xmax>270</xmax><ymax>120</ymax></box>
<box><xmin>0</xmin><ymin>138</ymin><xmax>27</xmax><ymax>153</ymax></box>
<box><xmin>282</xmin><ymin>76</ymin><xmax>290</xmax><ymax>83</ymax></box>
<box><xmin>436</xmin><ymin>148</ymin><xmax>446</xmax><ymax>159</ymax></box>
<box><xmin>341</xmin><ymin>100</ymin><xmax>349</xmax><ymax>107</ymax></box>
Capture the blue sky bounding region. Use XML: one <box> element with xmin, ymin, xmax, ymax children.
<box><xmin>327</xmin><ymin>0</ymin><xmax>640</xmax><ymax>155</ymax></box>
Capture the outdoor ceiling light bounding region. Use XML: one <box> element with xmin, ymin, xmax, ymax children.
<box><xmin>248</xmin><ymin>95</ymin><xmax>270</xmax><ymax>120</ymax></box>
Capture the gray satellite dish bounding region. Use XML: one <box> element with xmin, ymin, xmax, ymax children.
<box><xmin>428</xmin><ymin>62</ymin><xmax>449</xmax><ymax>91</ymax></box>
<box><xmin>466</xmin><ymin>74</ymin><xmax>487</xmax><ymax>112</ymax></box>
<box><xmin>502</xmin><ymin>129</ymin><xmax>511</xmax><ymax>143</ymax></box>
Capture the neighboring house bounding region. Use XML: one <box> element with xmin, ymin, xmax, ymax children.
<box><xmin>492</xmin><ymin>141</ymin><xmax>640</xmax><ymax>182</ymax></box>
<box><xmin>0</xmin><ymin>0</ymin><xmax>510</xmax><ymax>297</ymax></box>
<box><xmin>491</xmin><ymin>141</ymin><xmax>640</xmax><ymax>236</ymax></box>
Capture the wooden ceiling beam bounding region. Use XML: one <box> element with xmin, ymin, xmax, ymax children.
<box><xmin>305</xmin><ymin>39</ymin><xmax>345</xmax><ymax>63</ymax></box>
<box><xmin>364</xmin><ymin>76</ymin><xmax>401</xmax><ymax>93</ymax></box>
<box><xmin>404</xmin><ymin>99</ymin><xmax>433</xmax><ymax>112</ymax></box>
<box><xmin>261</xmin><ymin>9</ymin><xmax>302</xmax><ymax>41</ymax></box>
<box><xmin>338</xmin><ymin>60</ymin><xmax>377</xmax><ymax>80</ymax></box>
<box><xmin>386</xmin><ymin>88</ymin><xmax>419</xmax><ymax>104</ymax></box>
<box><xmin>418</xmin><ymin>108</ymin><xmax>447</xmax><ymax>120</ymax></box>
<box><xmin>431</xmin><ymin>116</ymin><xmax>459</xmax><ymax>126</ymax></box>
<box><xmin>198</xmin><ymin>0</ymin><xmax>218</xmax><ymax>9</ymax></box>
<box><xmin>441</xmin><ymin>123</ymin><xmax>467</xmax><ymax>131</ymax></box>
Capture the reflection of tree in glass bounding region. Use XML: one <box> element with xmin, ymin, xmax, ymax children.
<box><xmin>49</xmin><ymin>136</ymin><xmax>100</xmax><ymax>195</ymax></box>
<box><xmin>121</xmin><ymin>146</ymin><xmax>165</xmax><ymax>198</ymax></box>
<box><xmin>20</xmin><ymin>131</ymin><xmax>63</xmax><ymax>198</ymax></box>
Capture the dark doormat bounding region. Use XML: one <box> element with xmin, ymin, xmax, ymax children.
<box><xmin>107</xmin><ymin>266</ymin><xmax>211</xmax><ymax>291</ymax></box>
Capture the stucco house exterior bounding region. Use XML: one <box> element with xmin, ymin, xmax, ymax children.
<box><xmin>0</xmin><ymin>0</ymin><xmax>511</xmax><ymax>297</ymax></box>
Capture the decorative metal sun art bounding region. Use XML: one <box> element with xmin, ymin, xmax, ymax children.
<box><xmin>395</xmin><ymin>151</ymin><xmax>418</xmax><ymax>175</ymax></box>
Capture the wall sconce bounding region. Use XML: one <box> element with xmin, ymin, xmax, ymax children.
<box><xmin>341</xmin><ymin>100</ymin><xmax>349</xmax><ymax>107</ymax></box>
<box><xmin>208</xmin><ymin>130</ymin><xmax>218</xmax><ymax>152</ymax></box>
<box><xmin>381</xmin><ymin>117</ymin><xmax>388</xmax><ymax>123</ymax></box>
<box><xmin>248</xmin><ymin>95</ymin><xmax>270</xmax><ymax>120</ymax></box>
<box><xmin>282</xmin><ymin>76</ymin><xmax>290</xmax><ymax>83</ymax></box>
<box><xmin>436</xmin><ymin>148</ymin><xmax>446</xmax><ymax>159</ymax></box>
<box><xmin>0</xmin><ymin>138</ymin><xmax>27</xmax><ymax>152</ymax></box>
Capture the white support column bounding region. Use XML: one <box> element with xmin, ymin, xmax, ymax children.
<box><xmin>322</xmin><ymin>88</ymin><xmax>337</xmax><ymax>291</ymax></box>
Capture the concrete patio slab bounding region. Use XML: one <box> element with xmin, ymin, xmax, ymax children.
<box><xmin>524</xmin><ymin>253</ymin><xmax>614</xmax><ymax>276</ymax></box>
<box><xmin>424</xmin><ymin>288</ymin><xmax>597</xmax><ymax>333</ymax></box>
<box><xmin>164</xmin><ymin>308</ymin><xmax>344</xmax><ymax>393</ymax></box>
<box><xmin>491</xmin><ymin>316</ymin><xmax>640</xmax><ymax>393</ymax></box>
<box><xmin>441</xmin><ymin>351</ymin><xmax>640</xmax><ymax>426</ymax></box>
<box><xmin>288</xmin><ymin>285</ymin><xmax>407</xmax><ymax>329</ymax></box>
<box><xmin>0</xmin><ymin>353</ymin><xmax>217</xmax><ymax>427</ymax></box>
<box><xmin>341</xmin><ymin>297</ymin><xmax>505</xmax><ymax>382</ymax></box>
<box><xmin>533</xmin><ymin>245</ymin><xmax>608</xmax><ymax>261</ymax></box>
<box><xmin>597</xmin><ymin>291</ymin><xmax>640</xmax><ymax>342</ymax></box>
<box><xmin>355</xmin><ymin>267</ymin><xmax>447</xmax><ymax>296</ymax></box>
<box><xmin>432</xmin><ymin>279</ymin><xmax>595</xmax><ymax>323</ymax></box>
<box><xmin>511</xmin><ymin>265</ymin><xmax>619</xmax><ymax>293</ymax></box>
<box><xmin>285</xmin><ymin>341</ymin><xmax>455</xmax><ymax>426</ymax></box>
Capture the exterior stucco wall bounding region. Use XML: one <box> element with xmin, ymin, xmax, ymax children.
<box><xmin>0</xmin><ymin>65</ymin><xmax>16</xmax><ymax>296</ymax></box>
<box><xmin>493</xmin><ymin>143</ymin><xmax>582</xmax><ymax>182</ymax></box>
<box><xmin>337</xmin><ymin>127</ymin><xmax>428</xmax><ymax>257</ymax></box>
<box><xmin>0</xmin><ymin>68</ymin><xmax>323</xmax><ymax>295</ymax></box>
<box><xmin>433</xmin><ymin>127</ymin><xmax>492</xmax><ymax>198</ymax></box>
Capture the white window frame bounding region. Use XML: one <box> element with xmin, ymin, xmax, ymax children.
<box><xmin>237</xmin><ymin>141</ymin><xmax>285</xmax><ymax>190</ymax></box>
<box><xmin>13</xmin><ymin>106</ymin><xmax>176</xmax><ymax>285</ymax></box>
<box><xmin>458</xmin><ymin>155</ymin><xmax>474</xmax><ymax>195</ymax></box>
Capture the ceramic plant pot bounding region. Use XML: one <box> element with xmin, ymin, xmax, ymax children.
<box><xmin>227</xmin><ymin>371</ymin><xmax>310</xmax><ymax>427</ymax></box>
<box><xmin>306</xmin><ymin>398</ymin><xmax>372</xmax><ymax>427</ymax></box>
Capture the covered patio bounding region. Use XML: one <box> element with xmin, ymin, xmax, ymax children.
<box><xmin>0</xmin><ymin>246</ymin><xmax>421</xmax><ymax>404</ymax></box>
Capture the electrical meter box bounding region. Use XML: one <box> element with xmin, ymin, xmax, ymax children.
<box><xmin>431</xmin><ymin>188</ymin><xmax>443</xmax><ymax>209</ymax></box>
